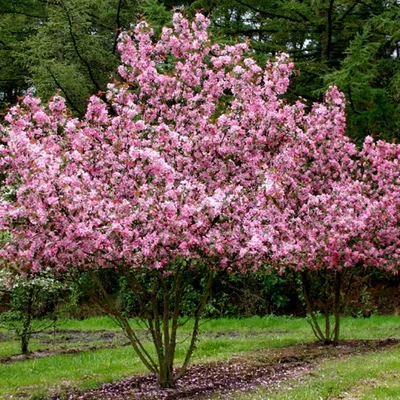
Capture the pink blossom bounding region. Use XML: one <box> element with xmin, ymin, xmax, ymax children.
<box><xmin>0</xmin><ymin>13</ymin><xmax>398</xmax><ymax>281</ymax></box>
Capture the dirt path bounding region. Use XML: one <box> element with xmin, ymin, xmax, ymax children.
<box><xmin>49</xmin><ymin>338</ymin><xmax>400</xmax><ymax>400</ymax></box>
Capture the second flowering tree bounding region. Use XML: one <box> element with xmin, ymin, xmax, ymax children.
<box><xmin>271</xmin><ymin>89</ymin><xmax>400</xmax><ymax>344</ymax></box>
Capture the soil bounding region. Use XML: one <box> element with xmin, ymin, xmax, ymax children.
<box><xmin>0</xmin><ymin>333</ymin><xmax>13</xmax><ymax>341</ymax></box>
<box><xmin>33</xmin><ymin>329</ymin><xmax>129</xmax><ymax>344</ymax></box>
<box><xmin>0</xmin><ymin>329</ymin><xmax>286</xmax><ymax>364</ymax></box>
<box><xmin>48</xmin><ymin>338</ymin><xmax>400</xmax><ymax>400</ymax></box>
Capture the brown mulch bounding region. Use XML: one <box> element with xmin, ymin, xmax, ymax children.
<box><xmin>48</xmin><ymin>338</ymin><xmax>400</xmax><ymax>400</ymax></box>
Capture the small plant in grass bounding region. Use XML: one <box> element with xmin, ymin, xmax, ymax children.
<box><xmin>0</xmin><ymin>267</ymin><xmax>65</xmax><ymax>354</ymax></box>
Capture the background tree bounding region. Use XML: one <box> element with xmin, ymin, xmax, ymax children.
<box><xmin>2</xmin><ymin>0</ymin><xmax>399</xmax><ymax>141</ymax></box>
<box><xmin>0</xmin><ymin>0</ymin><xmax>45</xmax><ymax>113</ymax></box>
<box><xmin>0</xmin><ymin>0</ymin><xmax>141</xmax><ymax>116</ymax></box>
<box><xmin>0</xmin><ymin>266</ymin><xmax>65</xmax><ymax>354</ymax></box>
<box><xmin>20</xmin><ymin>0</ymin><xmax>141</xmax><ymax>116</ymax></box>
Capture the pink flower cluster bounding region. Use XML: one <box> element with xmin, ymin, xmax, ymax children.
<box><xmin>270</xmin><ymin>89</ymin><xmax>400</xmax><ymax>273</ymax></box>
<box><xmin>0</xmin><ymin>13</ymin><xmax>399</xmax><ymax>275</ymax></box>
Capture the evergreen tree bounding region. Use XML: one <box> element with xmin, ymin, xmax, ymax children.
<box><xmin>0</xmin><ymin>0</ymin><xmax>45</xmax><ymax>113</ymax></box>
<box><xmin>20</xmin><ymin>0</ymin><xmax>140</xmax><ymax>116</ymax></box>
<box><xmin>2</xmin><ymin>0</ymin><xmax>399</xmax><ymax>139</ymax></box>
<box><xmin>0</xmin><ymin>0</ymin><xmax>141</xmax><ymax>116</ymax></box>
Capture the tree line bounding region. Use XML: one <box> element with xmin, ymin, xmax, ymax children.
<box><xmin>1</xmin><ymin>0</ymin><xmax>399</xmax><ymax>142</ymax></box>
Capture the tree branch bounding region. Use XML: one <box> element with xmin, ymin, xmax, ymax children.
<box><xmin>174</xmin><ymin>269</ymin><xmax>214</xmax><ymax>383</ymax></box>
<box><xmin>339</xmin><ymin>0</ymin><xmax>360</xmax><ymax>22</ymax></box>
<box><xmin>223</xmin><ymin>28</ymin><xmax>280</xmax><ymax>35</ymax></box>
<box><xmin>300</xmin><ymin>270</ymin><xmax>325</xmax><ymax>342</ymax></box>
<box><xmin>326</xmin><ymin>0</ymin><xmax>335</xmax><ymax>61</ymax></box>
<box><xmin>112</xmin><ymin>0</ymin><xmax>123</xmax><ymax>55</ymax></box>
<box><xmin>46</xmin><ymin>66</ymin><xmax>84</xmax><ymax>116</ymax></box>
<box><xmin>89</xmin><ymin>271</ymin><xmax>158</xmax><ymax>372</ymax></box>
<box><xmin>347</xmin><ymin>86</ymin><xmax>362</xmax><ymax>115</ymax></box>
<box><xmin>150</xmin><ymin>277</ymin><xmax>164</xmax><ymax>370</ymax></box>
<box><xmin>61</xmin><ymin>2</ymin><xmax>103</xmax><ymax>93</ymax></box>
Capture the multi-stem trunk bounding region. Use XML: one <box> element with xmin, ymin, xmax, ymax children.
<box><xmin>88</xmin><ymin>263</ymin><xmax>214</xmax><ymax>388</ymax></box>
<box><xmin>301</xmin><ymin>269</ymin><xmax>345</xmax><ymax>345</ymax></box>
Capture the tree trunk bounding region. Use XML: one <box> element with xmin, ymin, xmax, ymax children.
<box><xmin>158</xmin><ymin>361</ymin><xmax>175</xmax><ymax>388</ymax></box>
<box><xmin>20</xmin><ymin>286</ymin><xmax>34</xmax><ymax>354</ymax></box>
<box><xmin>85</xmin><ymin>264</ymin><xmax>214</xmax><ymax>388</ymax></box>
<box><xmin>300</xmin><ymin>269</ymin><xmax>343</xmax><ymax>345</ymax></box>
<box><xmin>332</xmin><ymin>270</ymin><xmax>342</xmax><ymax>345</ymax></box>
<box><xmin>21</xmin><ymin>333</ymin><xmax>29</xmax><ymax>354</ymax></box>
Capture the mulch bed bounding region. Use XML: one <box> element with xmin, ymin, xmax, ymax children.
<box><xmin>49</xmin><ymin>338</ymin><xmax>400</xmax><ymax>400</ymax></box>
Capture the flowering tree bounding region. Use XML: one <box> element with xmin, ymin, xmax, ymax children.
<box><xmin>359</xmin><ymin>137</ymin><xmax>400</xmax><ymax>270</ymax></box>
<box><xmin>0</xmin><ymin>13</ymin><xmax>303</xmax><ymax>387</ymax></box>
<box><xmin>270</xmin><ymin>89</ymin><xmax>400</xmax><ymax>344</ymax></box>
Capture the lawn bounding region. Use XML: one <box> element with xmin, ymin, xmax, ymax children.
<box><xmin>230</xmin><ymin>345</ymin><xmax>400</xmax><ymax>400</ymax></box>
<box><xmin>0</xmin><ymin>315</ymin><xmax>399</xmax><ymax>399</ymax></box>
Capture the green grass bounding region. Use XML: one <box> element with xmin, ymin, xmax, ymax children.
<box><xmin>230</xmin><ymin>344</ymin><xmax>400</xmax><ymax>400</ymax></box>
<box><xmin>0</xmin><ymin>347</ymin><xmax>148</xmax><ymax>399</ymax></box>
<box><xmin>339</xmin><ymin>314</ymin><xmax>400</xmax><ymax>340</ymax></box>
<box><xmin>0</xmin><ymin>317</ymin><xmax>308</xmax><ymax>397</ymax></box>
<box><xmin>0</xmin><ymin>315</ymin><xmax>399</xmax><ymax>399</ymax></box>
<box><xmin>46</xmin><ymin>313</ymin><xmax>400</xmax><ymax>338</ymax></box>
<box><xmin>0</xmin><ymin>339</ymin><xmax>45</xmax><ymax>357</ymax></box>
<box><xmin>59</xmin><ymin>316</ymin><xmax>122</xmax><ymax>331</ymax></box>
<box><xmin>0</xmin><ymin>328</ymin><xmax>127</xmax><ymax>359</ymax></box>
